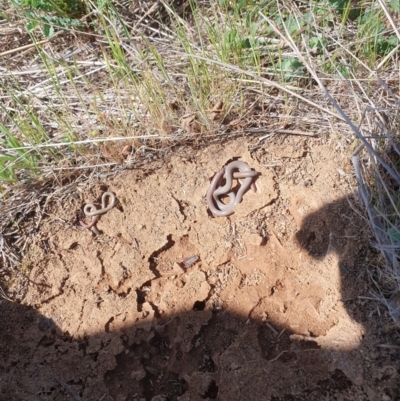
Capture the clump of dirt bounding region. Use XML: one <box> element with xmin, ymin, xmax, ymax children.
<box><xmin>1</xmin><ymin>137</ymin><xmax>399</xmax><ymax>401</ymax></box>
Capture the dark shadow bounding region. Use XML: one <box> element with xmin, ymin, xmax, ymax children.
<box><xmin>1</xmin><ymin>195</ymin><xmax>400</xmax><ymax>401</ymax></box>
<box><xmin>295</xmin><ymin>195</ymin><xmax>371</xmax><ymax>324</ymax></box>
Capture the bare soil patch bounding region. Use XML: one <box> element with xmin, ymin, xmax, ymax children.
<box><xmin>1</xmin><ymin>137</ymin><xmax>399</xmax><ymax>401</ymax></box>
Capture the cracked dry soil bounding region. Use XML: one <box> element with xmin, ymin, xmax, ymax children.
<box><xmin>1</xmin><ymin>138</ymin><xmax>400</xmax><ymax>401</ymax></box>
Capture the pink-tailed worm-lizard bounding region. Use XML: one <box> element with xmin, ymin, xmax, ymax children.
<box><xmin>207</xmin><ymin>161</ymin><xmax>259</xmax><ymax>217</ymax></box>
<box><xmin>79</xmin><ymin>191</ymin><xmax>116</xmax><ymax>235</ymax></box>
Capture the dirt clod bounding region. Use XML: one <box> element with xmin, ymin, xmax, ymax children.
<box><xmin>1</xmin><ymin>139</ymin><xmax>398</xmax><ymax>401</ymax></box>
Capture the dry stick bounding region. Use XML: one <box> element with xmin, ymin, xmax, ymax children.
<box><xmin>8</xmin><ymin>134</ymin><xmax>160</xmax><ymax>151</ymax></box>
<box><xmin>377</xmin><ymin>344</ymin><xmax>400</xmax><ymax>350</ymax></box>
<box><xmin>259</xmin><ymin>9</ymin><xmax>400</xmax><ymax>185</ymax></box>
<box><xmin>0</xmin><ymin>38</ymin><xmax>53</xmax><ymax>58</ymax></box>
<box><xmin>274</xmin><ymin>129</ymin><xmax>317</xmax><ymax>137</ymax></box>
<box><xmin>265</xmin><ymin>322</ymin><xmax>279</xmax><ymax>336</ymax></box>
<box><xmin>246</xmin><ymin>128</ymin><xmax>318</xmax><ymax>137</ymax></box>
<box><xmin>50</xmin><ymin>162</ymin><xmax>119</xmax><ymax>171</ymax></box>
<box><xmin>376</xmin><ymin>44</ymin><xmax>400</xmax><ymax>71</ymax></box>
<box><xmin>0</xmin><ymin>66</ymin><xmax>66</xmax><ymax>77</ymax></box>
<box><xmin>267</xmin><ymin>348</ymin><xmax>320</xmax><ymax>363</ymax></box>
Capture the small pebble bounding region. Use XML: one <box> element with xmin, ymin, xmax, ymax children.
<box><xmin>183</xmin><ymin>255</ymin><xmax>199</xmax><ymax>268</ymax></box>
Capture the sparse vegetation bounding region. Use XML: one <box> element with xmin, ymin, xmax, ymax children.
<box><xmin>1</xmin><ymin>0</ymin><xmax>400</xmax><ymax>327</ymax></box>
<box><xmin>10</xmin><ymin>0</ymin><xmax>86</xmax><ymax>37</ymax></box>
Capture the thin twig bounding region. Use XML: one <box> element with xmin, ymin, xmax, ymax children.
<box><xmin>275</xmin><ymin>129</ymin><xmax>317</xmax><ymax>136</ymax></box>
<box><xmin>265</xmin><ymin>322</ymin><xmax>279</xmax><ymax>336</ymax></box>
<box><xmin>50</xmin><ymin>162</ymin><xmax>120</xmax><ymax>171</ymax></box>
<box><xmin>8</xmin><ymin>134</ymin><xmax>160</xmax><ymax>151</ymax></box>
<box><xmin>268</xmin><ymin>348</ymin><xmax>320</xmax><ymax>363</ymax></box>
<box><xmin>377</xmin><ymin>344</ymin><xmax>400</xmax><ymax>350</ymax></box>
<box><xmin>0</xmin><ymin>37</ymin><xmax>53</xmax><ymax>57</ymax></box>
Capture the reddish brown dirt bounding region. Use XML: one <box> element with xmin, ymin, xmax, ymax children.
<box><xmin>1</xmin><ymin>137</ymin><xmax>400</xmax><ymax>401</ymax></box>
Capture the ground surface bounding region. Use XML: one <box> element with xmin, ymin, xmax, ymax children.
<box><xmin>1</xmin><ymin>137</ymin><xmax>400</xmax><ymax>401</ymax></box>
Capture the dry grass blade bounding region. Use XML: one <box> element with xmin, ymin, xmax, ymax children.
<box><xmin>377</xmin><ymin>0</ymin><xmax>400</xmax><ymax>42</ymax></box>
<box><xmin>169</xmin><ymin>49</ymin><xmax>344</xmax><ymax>122</ymax></box>
<box><xmin>0</xmin><ymin>38</ymin><xmax>53</xmax><ymax>57</ymax></box>
<box><xmin>9</xmin><ymin>135</ymin><xmax>161</xmax><ymax>151</ymax></box>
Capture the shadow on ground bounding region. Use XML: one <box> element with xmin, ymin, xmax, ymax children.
<box><xmin>1</xmin><ymin>196</ymin><xmax>399</xmax><ymax>401</ymax></box>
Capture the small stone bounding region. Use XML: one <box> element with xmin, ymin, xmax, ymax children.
<box><xmin>155</xmin><ymin>325</ymin><xmax>165</xmax><ymax>335</ymax></box>
<box><xmin>243</xmin><ymin>232</ymin><xmax>264</xmax><ymax>246</ymax></box>
<box><xmin>230</xmin><ymin>363</ymin><xmax>240</xmax><ymax>370</ymax></box>
<box><xmin>145</xmin><ymin>366</ymin><xmax>159</xmax><ymax>376</ymax></box>
<box><xmin>130</xmin><ymin>368</ymin><xmax>146</xmax><ymax>381</ymax></box>
<box><xmin>38</xmin><ymin>317</ymin><xmax>55</xmax><ymax>332</ymax></box>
